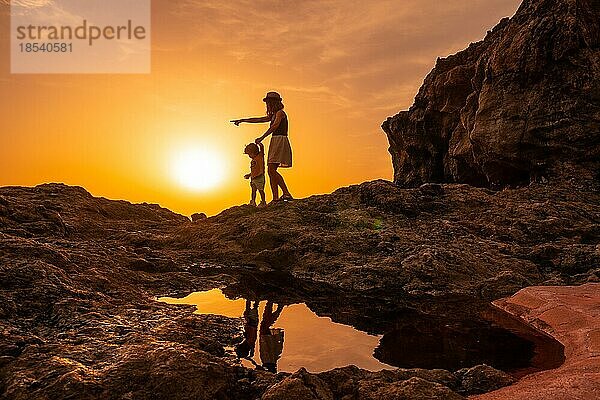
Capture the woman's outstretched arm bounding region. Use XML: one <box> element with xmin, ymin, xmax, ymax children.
<box><xmin>231</xmin><ymin>116</ymin><xmax>271</xmax><ymax>126</ymax></box>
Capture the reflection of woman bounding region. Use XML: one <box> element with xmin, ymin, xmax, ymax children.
<box><xmin>231</xmin><ymin>91</ymin><xmax>293</xmax><ymax>202</ymax></box>
<box><xmin>259</xmin><ymin>301</ymin><xmax>285</xmax><ymax>373</ymax></box>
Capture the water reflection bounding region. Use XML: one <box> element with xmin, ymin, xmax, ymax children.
<box><xmin>235</xmin><ymin>300</ymin><xmax>286</xmax><ymax>372</ymax></box>
<box><xmin>159</xmin><ymin>289</ymin><xmax>393</xmax><ymax>373</ymax></box>
<box><xmin>158</xmin><ymin>276</ymin><xmax>564</xmax><ymax>376</ymax></box>
<box><xmin>258</xmin><ymin>301</ymin><xmax>285</xmax><ymax>372</ymax></box>
<box><xmin>235</xmin><ymin>300</ymin><xmax>259</xmax><ymax>359</ymax></box>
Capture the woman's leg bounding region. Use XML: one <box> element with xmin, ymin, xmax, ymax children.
<box><xmin>277</xmin><ymin>172</ymin><xmax>291</xmax><ymax>197</ymax></box>
<box><xmin>267</xmin><ymin>163</ymin><xmax>280</xmax><ymax>200</ymax></box>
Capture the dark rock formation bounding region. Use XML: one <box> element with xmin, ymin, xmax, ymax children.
<box><xmin>454</xmin><ymin>364</ymin><xmax>516</xmax><ymax>395</ymax></box>
<box><xmin>383</xmin><ymin>0</ymin><xmax>600</xmax><ymax>187</ymax></box>
<box><xmin>0</xmin><ymin>184</ymin><xmax>242</xmax><ymax>399</ymax></box>
<box><xmin>191</xmin><ymin>212</ymin><xmax>208</xmax><ymax>222</ymax></box>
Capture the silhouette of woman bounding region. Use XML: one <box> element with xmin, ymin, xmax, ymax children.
<box><xmin>231</xmin><ymin>91</ymin><xmax>293</xmax><ymax>202</ymax></box>
<box><xmin>258</xmin><ymin>301</ymin><xmax>285</xmax><ymax>372</ymax></box>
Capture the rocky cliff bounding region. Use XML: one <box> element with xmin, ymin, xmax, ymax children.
<box><xmin>382</xmin><ymin>0</ymin><xmax>600</xmax><ymax>187</ymax></box>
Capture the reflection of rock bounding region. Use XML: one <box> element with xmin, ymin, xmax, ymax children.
<box><xmin>382</xmin><ymin>0</ymin><xmax>600</xmax><ymax>187</ymax></box>
<box><xmin>373</xmin><ymin>315</ymin><xmax>535</xmax><ymax>371</ymax></box>
<box><xmin>222</xmin><ymin>272</ymin><xmax>563</xmax><ymax>373</ymax></box>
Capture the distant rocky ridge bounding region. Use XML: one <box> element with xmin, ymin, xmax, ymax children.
<box><xmin>176</xmin><ymin>178</ymin><xmax>598</xmax><ymax>298</ymax></box>
<box><xmin>383</xmin><ymin>0</ymin><xmax>600</xmax><ymax>187</ymax></box>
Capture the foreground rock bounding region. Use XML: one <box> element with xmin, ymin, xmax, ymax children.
<box><xmin>260</xmin><ymin>365</ymin><xmax>514</xmax><ymax>400</ymax></box>
<box><xmin>474</xmin><ymin>283</ymin><xmax>600</xmax><ymax>399</ymax></box>
<box><xmin>0</xmin><ymin>185</ymin><xmax>245</xmax><ymax>399</ymax></box>
<box><xmin>383</xmin><ymin>0</ymin><xmax>600</xmax><ymax>187</ymax></box>
<box><xmin>0</xmin><ymin>183</ymin><xmax>533</xmax><ymax>399</ymax></box>
<box><xmin>1</xmin><ymin>178</ymin><xmax>594</xmax><ymax>398</ymax></box>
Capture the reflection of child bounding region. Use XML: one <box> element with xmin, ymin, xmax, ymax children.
<box><xmin>235</xmin><ymin>300</ymin><xmax>259</xmax><ymax>358</ymax></box>
<box><xmin>244</xmin><ymin>142</ymin><xmax>266</xmax><ymax>207</ymax></box>
<box><xmin>259</xmin><ymin>301</ymin><xmax>285</xmax><ymax>373</ymax></box>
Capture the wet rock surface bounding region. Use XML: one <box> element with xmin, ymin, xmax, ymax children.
<box><xmin>475</xmin><ymin>283</ymin><xmax>600</xmax><ymax>399</ymax></box>
<box><xmin>382</xmin><ymin>0</ymin><xmax>600</xmax><ymax>188</ymax></box>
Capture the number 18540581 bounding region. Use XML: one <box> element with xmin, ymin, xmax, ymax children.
<box><xmin>19</xmin><ymin>42</ymin><xmax>73</xmax><ymax>53</ymax></box>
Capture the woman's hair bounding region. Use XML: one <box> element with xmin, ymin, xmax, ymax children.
<box><xmin>265</xmin><ymin>99</ymin><xmax>284</xmax><ymax>117</ymax></box>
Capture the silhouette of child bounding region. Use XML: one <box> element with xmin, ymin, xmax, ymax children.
<box><xmin>235</xmin><ymin>300</ymin><xmax>259</xmax><ymax>358</ymax></box>
<box><xmin>243</xmin><ymin>142</ymin><xmax>266</xmax><ymax>207</ymax></box>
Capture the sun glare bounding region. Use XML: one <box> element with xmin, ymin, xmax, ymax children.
<box><xmin>172</xmin><ymin>146</ymin><xmax>225</xmax><ymax>191</ymax></box>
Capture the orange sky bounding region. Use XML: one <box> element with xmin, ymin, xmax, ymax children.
<box><xmin>0</xmin><ymin>0</ymin><xmax>521</xmax><ymax>216</ymax></box>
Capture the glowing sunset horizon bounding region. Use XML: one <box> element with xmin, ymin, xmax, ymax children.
<box><xmin>0</xmin><ymin>0</ymin><xmax>522</xmax><ymax>216</ymax></box>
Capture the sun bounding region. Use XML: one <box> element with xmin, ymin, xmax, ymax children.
<box><xmin>171</xmin><ymin>146</ymin><xmax>225</xmax><ymax>191</ymax></box>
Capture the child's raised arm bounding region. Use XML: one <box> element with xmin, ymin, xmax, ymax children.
<box><xmin>257</xmin><ymin>142</ymin><xmax>265</xmax><ymax>154</ymax></box>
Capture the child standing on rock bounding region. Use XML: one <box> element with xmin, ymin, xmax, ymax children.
<box><xmin>243</xmin><ymin>142</ymin><xmax>266</xmax><ymax>207</ymax></box>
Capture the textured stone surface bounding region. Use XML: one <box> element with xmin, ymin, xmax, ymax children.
<box><xmin>454</xmin><ymin>364</ymin><xmax>515</xmax><ymax>395</ymax></box>
<box><xmin>176</xmin><ymin>178</ymin><xmax>599</xmax><ymax>298</ymax></box>
<box><xmin>259</xmin><ymin>365</ymin><xmax>517</xmax><ymax>400</ymax></box>
<box><xmin>474</xmin><ymin>283</ymin><xmax>600</xmax><ymax>400</ymax></box>
<box><xmin>0</xmin><ymin>184</ymin><xmax>244</xmax><ymax>400</ymax></box>
<box><xmin>382</xmin><ymin>0</ymin><xmax>600</xmax><ymax>188</ymax></box>
<box><xmin>0</xmin><ymin>184</ymin><xmax>530</xmax><ymax>399</ymax></box>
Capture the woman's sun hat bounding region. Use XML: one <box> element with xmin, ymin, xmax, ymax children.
<box><xmin>263</xmin><ymin>91</ymin><xmax>282</xmax><ymax>102</ymax></box>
